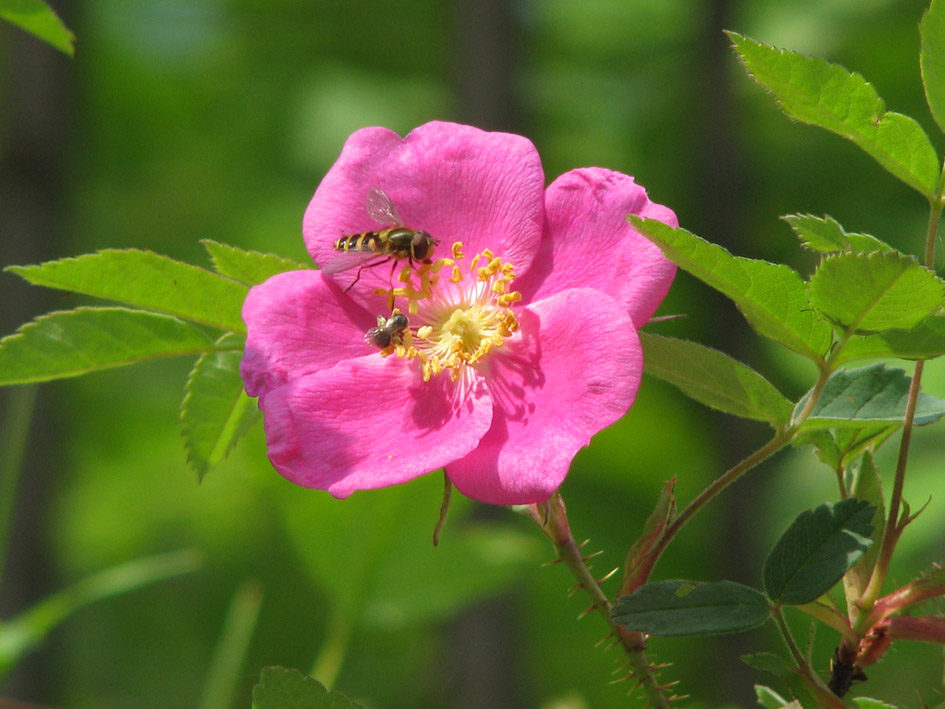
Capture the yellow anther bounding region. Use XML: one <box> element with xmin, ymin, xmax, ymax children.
<box><xmin>450</xmin><ymin>265</ymin><xmax>463</xmax><ymax>283</ymax></box>
<box><xmin>451</xmin><ymin>242</ymin><xmax>465</xmax><ymax>259</ymax></box>
<box><xmin>417</xmin><ymin>325</ymin><xmax>433</xmax><ymax>339</ymax></box>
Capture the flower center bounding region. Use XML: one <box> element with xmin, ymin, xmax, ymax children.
<box><xmin>373</xmin><ymin>242</ymin><xmax>521</xmax><ymax>381</ymax></box>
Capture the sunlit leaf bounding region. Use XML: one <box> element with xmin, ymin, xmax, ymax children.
<box><xmin>921</xmin><ymin>0</ymin><xmax>945</xmax><ymax>134</ymax></box>
<box><xmin>0</xmin><ymin>0</ymin><xmax>75</xmax><ymax>57</ymax></box>
<box><xmin>836</xmin><ymin>313</ymin><xmax>945</xmax><ymax>364</ymax></box>
<box><xmin>252</xmin><ymin>667</ymin><xmax>363</xmax><ymax>709</ymax></box>
<box><xmin>7</xmin><ymin>249</ymin><xmax>248</xmax><ymax>332</ymax></box>
<box><xmin>201</xmin><ymin>240</ymin><xmax>311</xmax><ymax>286</ymax></box>
<box><xmin>640</xmin><ymin>333</ymin><xmax>793</xmax><ymax>426</ymax></box>
<box><xmin>181</xmin><ymin>333</ymin><xmax>257</xmax><ymax>481</ymax></box>
<box><xmin>630</xmin><ymin>217</ymin><xmax>832</xmax><ymax>361</ymax></box>
<box><xmin>810</xmin><ymin>252</ymin><xmax>945</xmax><ymax>332</ymax></box>
<box><xmin>763</xmin><ymin>499</ymin><xmax>874</xmax><ymax>605</ymax></box>
<box><xmin>611</xmin><ymin>580</ymin><xmax>770</xmax><ymax>636</ymax></box>
<box><xmin>729</xmin><ymin>32</ymin><xmax>940</xmax><ymax>197</ymax></box>
<box><xmin>781</xmin><ymin>214</ymin><xmax>893</xmax><ymax>254</ymax></box>
<box><xmin>797</xmin><ymin>363</ymin><xmax>945</xmax><ymax>430</ymax></box>
<box><xmin>754</xmin><ymin>684</ymin><xmax>794</xmax><ymax>708</ymax></box>
<box><xmin>0</xmin><ymin>307</ymin><xmax>216</xmax><ymax>385</ymax></box>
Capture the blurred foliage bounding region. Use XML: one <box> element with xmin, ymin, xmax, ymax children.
<box><xmin>1</xmin><ymin>0</ymin><xmax>944</xmax><ymax>706</ymax></box>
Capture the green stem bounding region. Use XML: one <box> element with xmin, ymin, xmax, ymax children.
<box><xmin>771</xmin><ymin>607</ymin><xmax>846</xmax><ymax>707</ymax></box>
<box><xmin>530</xmin><ymin>493</ymin><xmax>671</xmax><ymax>707</ymax></box>
<box><xmin>0</xmin><ymin>386</ymin><xmax>37</xmax><ymax>591</ymax></box>
<box><xmin>857</xmin><ymin>166</ymin><xmax>945</xmax><ymax>615</ymax></box>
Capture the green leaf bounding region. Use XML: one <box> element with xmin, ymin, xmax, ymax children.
<box><xmin>630</xmin><ymin>217</ymin><xmax>832</xmax><ymax>360</ymax></box>
<box><xmin>0</xmin><ymin>0</ymin><xmax>75</xmax><ymax>56</ymax></box>
<box><xmin>921</xmin><ymin>0</ymin><xmax>945</xmax><ymax>134</ymax></box>
<box><xmin>611</xmin><ymin>580</ymin><xmax>770</xmax><ymax>636</ymax></box>
<box><xmin>181</xmin><ymin>333</ymin><xmax>258</xmax><ymax>481</ymax></box>
<box><xmin>743</xmin><ymin>653</ymin><xmax>795</xmax><ymax>679</ymax></box>
<box><xmin>797</xmin><ymin>363</ymin><xmax>945</xmax><ymax>430</ymax></box>
<box><xmin>842</xmin><ymin>454</ymin><xmax>886</xmax><ymax>601</ymax></box>
<box><xmin>781</xmin><ymin>214</ymin><xmax>893</xmax><ymax>254</ymax></box>
<box><xmin>199</xmin><ymin>581</ymin><xmax>263</xmax><ymax>709</ymax></box>
<box><xmin>763</xmin><ymin>499</ymin><xmax>874</xmax><ymax>605</ymax></box>
<box><xmin>7</xmin><ymin>249</ymin><xmax>249</xmax><ymax>332</ymax></box>
<box><xmin>852</xmin><ymin>699</ymin><xmax>897</xmax><ymax>709</ymax></box>
<box><xmin>201</xmin><ymin>240</ymin><xmax>311</xmax><ymax>286</ymax></box>
<box><xmin>640</xmin><ymin>333</ymin><xmax>794</xmax><ymax>426</ymax></box>
<box><xmin>810</xmin><ymin>252</ymin><xmax>945</xmax><ymax>333</ymax></box>
<box><xmin>0</xmin><ymin>550</ymin><xmax>201</xmax><ymax>679</ymax></box>
<box><xmin>252</xmin><ymin>667</ymin><xmax>363</xmax><ymax>709</ymax></box>
<box><xmin>836</xmin><ymin>313</ymin><xmax>945</xmax><ymax>365</ymax></box>
<box><xmin>0</xmin><ymin>307</ymin><xmax>216</xmax><ymax>385</ymax></box>
<box><xmin>729</xmin><ymin>32</ymin><xmax>940</xmax><ymax>197</ymax></box>
<box><xmin>754</xmin><ymin>685</ymin><xmax>794</xmax><ymax>708</ymax></box>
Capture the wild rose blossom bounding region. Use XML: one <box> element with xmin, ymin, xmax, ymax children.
<box><xmin>240</xmin><ymin>121</ymin><xmax>676</xmax><ymax>505</ymax></box>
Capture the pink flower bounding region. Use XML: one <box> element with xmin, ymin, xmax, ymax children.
<box><xmin>240</xmin><ymin>121</ymin><xmax>676</xmax><ymax>504</ymax></box>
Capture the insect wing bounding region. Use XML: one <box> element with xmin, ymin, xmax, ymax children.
<box><xmin>365</xmin><ymin>187</ymin><xmax>402</xmax><ymax>226</ymax></box>
<box><xmin>321</xmin><ymin>248</ymin><xmax>382</xmax><ymax>275</ymax></box>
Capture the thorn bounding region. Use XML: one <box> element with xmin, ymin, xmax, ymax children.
<box><xmin>597</xmin><ymin>567</ymin><xmax>619</xmax><ymax>584</ymax></box>
<box><xmin>578</xmin><ymin>538</ymin><xmax>591</xmax><ymax>549</ymax></box>
<box><xmin>541</xmin><ymin>557</ymin><xmax>563</xmax><ymax>566</ymax></box>
<box><xmin>577</xmin><ymin>604</ymin><xmax>596</xmax><ymax>619</ymax></box>
<box><xmin>582</xmin><ymin>549</ymin><xmax>605</xmax><ymax>561</ymax></box>
<box><xmin>567</xmin><ymin>583</ymin><xmax>582</xmax><ymax>597</ymax></box>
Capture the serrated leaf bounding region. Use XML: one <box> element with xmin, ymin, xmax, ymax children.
<box><xmin>842</xmin><ymin>454</ymin><xmax>886</xmax><ymax>601</ymax></box>
<box><xmin>754</xmin><ymin>685</ymin><xmax>794</xmax><ymax>708</ymax></box>
<box><xmin>0</xmin><ymin>307</ymin><xmax>216</xmax><ymax>385</ymax></box>
<box><xmin>7</xmin><ymin>249</ymin><xmax>248</xmax><ymax>332</ymax></box>
<box><xmin>630</xmin><ymin>217</ymin><xmax>832</xmax><ymax>360</ymax></box>
<box><xmin>921</xmin><ymin>0</ymin><xmax>945</xmax><ymax>134</ymax></box>
<box><xmin>797</xmin><ymin>363</ymin><xmax>945</xmax><ymax>430</ymax></box>
<box><xmin>781</xmin><ymin>214</ymin><xmax>893</xmax><ymax>254</ymax></box>
<box><xmin>743</xmin><ymin>653</ymin><xmax>795</xmax><ymax>679</ymax></box>
<box><xmin>252</xmin><ymin>667</ymin><xmax>363</xmax><ymax>709</ymax></box>
<box><xmin>810</xmin><ymin>252</ymin><xmax>945</xmax><ymax>333</ymax></box>
<box><xmin>201</xmin><ymin>240</ymin><xmax>311</xmax><ymax>286</ymax></box>
<box><xmin>729</xmin><ymin>32</ymin><xmax>941</xmax><ymax>197</ymax></box>
<box><xmin>836</xmin><ymin>313</ymin><xmax>945</xmax><ymax>365</ymax></box>
<box><xmin>611</xmin><ymin>580</ymin><xmax>770</xmax><ymax>636</ymax></box>
<box><xmin>641</xmin><ymin>333</ymin><xmax>793</xmax><ymax>426</ymax></box>
<box><xmin>763</xmin><ymin>499</ymin><xmax>874</xmax><ymax>605</ymax></box>
<box><xmin>181</xmin><ymin>333</ymin><xmax>257</xmax><ymax>480</ymax></box>
<box><xmin>0</xmin><ymin>0</ymin><xmax>75</xmax><ymax>57</ymax></box>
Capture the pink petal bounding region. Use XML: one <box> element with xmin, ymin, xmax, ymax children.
<box><xmin>241</xmin><ymin>270</ymin><xmax>376</xmax><ymax>397</ymax></box>
<box><xmin>516</xmin><ymin>168</ymin><xmax>677</xmax><ymax>328</ymax></box>
<box><xmin>446</xmin><ymin>288</ymin><xmax>642</xmax><ymax>504</ymax></box>
<box><xmin>303</xmin><ymin>121</ymin><xmax>545</xmax><ymax>297</ymax></box>
<box><xmin>258</xmin><ymin>356</ymin><xmax>494</xmax><ymax>497</ymax></box>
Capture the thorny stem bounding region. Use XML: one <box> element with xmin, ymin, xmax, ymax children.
<box><xmin>529</xmin><ymin>493</ymin><xmax>671</xmax><ymax>708</ymax></box>
<box><xmin>857</xmin><ymin>170</ymin><xmax>945</xmax><ymax>616</ymax></box>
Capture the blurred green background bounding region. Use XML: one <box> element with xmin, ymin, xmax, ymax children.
<box><xmin>1</xmin><ymin>0</ymin><xmax>944</xmax><ymax>706</ymax></box>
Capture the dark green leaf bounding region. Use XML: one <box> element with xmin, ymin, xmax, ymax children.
<box><xmin>630</xmin><ymin>217</ymin><xmax>832</xmax><ymax>360</ymax></box>
<box><xmin>797</xmin><ymin>363</ymin><xmax>945</xmax><ymax>430</ymax></box>
<box><xmin>836</xmin><ymin>313</ymin><xmax>945</xmax><ymax>365</ymax></box>
<box><xmin>0</xmin><ymin>307</ymin><xmax>216</xmax><ymax>385</ymax></box>
<box><xmin>0</xmin><ymin>550</ymin><xmax>201</xmax><ymax>679</ymax></box>
<box><xmin>763</xmin><ymin>499</ymin><xmax>874</xmax><ymax>605</ymax></box>
<box><xmin>729</xmin><ymin>32</ymin><xmax>940</xmax><ymax>197</ymax></box>
<box><xmin>921</xmin><ymin>0</ymin><xmax>945</xmax><ymax>134</ymax></box>
<box><xmin>7</xmin><ymin>249</ymin><xmax>249</xmax><ymax>332</ymax></box>
<box><xmin>201</xmin><ymin>240</ymin><xmax>311</xmax><ymax>286</ymax></box>
<box><xmin>842</xmin><ymin>455</ymin><xmax>886</xmax><ymax>601</ymax></box>
<box><xmin>252</xmin><ymin>667</ymin><xmax>363</xmax><ymax>709</ymax></box>
<box><xmin>781</xmin><ymin>214</ymin><xmax>893</xmax><ymax>254</ymax></box>
<box><xmin>611</xmin><ymin>580</ymin><xmax>770</xmax><ymax>636</ymax></box>
<box><xmin>0</xmin><ymin>0</ymin><xmax>75</xmax><ymax>56</ymax></box>
<box><xmin>181</xmin><ymin>333</ymin><xmax>257</xmax><ymax>481</ymax></box>
<box><xmin>640</xmin><ymin>333</ymin><xmax>793</xmax><ymax>426</ymax></box>
<box><xmin>810</xmin><ymin>252</ymin><xmax>945</xmax><ymax>332</ymax></box>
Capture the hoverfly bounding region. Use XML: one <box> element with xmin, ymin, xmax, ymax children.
<box><xmin>324</xmin><ymin>188</ymin><xmax>438</xmax><ymax>290</ymax></box>
<box><xmin>365</xmin><ymin>311</ymin><xmax>409</xmax><ymax>349</ymax></box>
